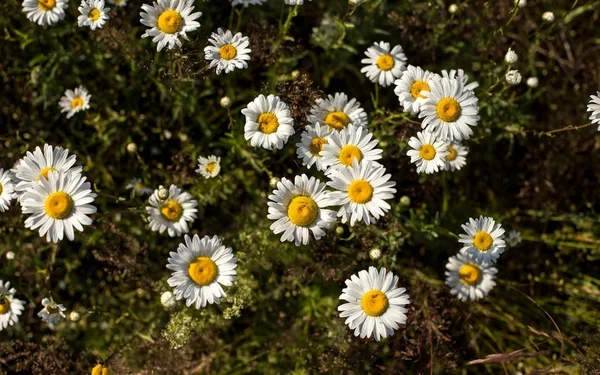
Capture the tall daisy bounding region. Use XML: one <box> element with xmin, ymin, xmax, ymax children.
<box><xmin>231</xmin><ymin>0</ymin><xmax>265</xmax><ymax>6</ymax></box>
<box><xmin>338</xmin><ymin>267</ymin><xmax>410</xmax><ymax>341</ymax></box>
<box><xmin>587</xmin><ymin>91</ymin><xmax>600</xmax><ymax>130</ymax></box>
<box><xmin>167</xmin><ymin>234</ymin><xmax>237</xmax><ymax>309</ymax></box>
<box><xmin>295</xmin><ymin>123</ymin><xmax>332</xmax><ymax>171</ymax></box>
<box><xmin>459</xmin><ymin>216</ymin><xmax>506</xmax><ymax>264</ymax></box>
<box><xmin>0</xmin><ymin>169</ymin><xmax>16</xmax><ymax>212</ymax></box>
<box><xmin>440</xmin><ymin>69</ymin><xmax>479</xmax><ymax>92</ymax></box>
<box><xmin>406</xmin><ymin>131</ymin><xmax>449</xmax><ymax>174</ymax></box>
<box><xmin>0</xmin><ymin>280</ymin><xmax>25</xmax><ymax>331</ymax></box>
<box><xmin>445</xmin><ymin>254</ymin><xmax>497</xmax><ymax>302</ymax></box>
<box><xmin>22</xmin><ymin>0</ymin><xmax>68</xmax><ymax>26</ymax></box>
<box><xmin>78</xmin><ymin>0</ymin><xmax>110</xmax><ymax>30</ymax></box>
<box><xmin>360</xmin><ymin>41</ymin><xmax>407</xmax><ymax>87</ymax></box>
<box><xmin>37</xmin><ymin>298</ymin><xmax>67</xmax><ymax>327</ymax></box>
<box><xmin>108</xmin><ymin>0</ymin><xmax>127</xmax><ymax>6</ymax></box>
<box><xmin>58</xmin><ymin>86</ymin><xmax>91</xmax><ymax>119</ymax></box>
<box><xmin>419</xmin><ymin>77</ymin><xmax>480</xmax><ymax>142</ymax></box>
<box><xmin>140</xmin><ymin>0</ymin><xmax>202</xmax><ymax>52</ymax></box>
<box><xmin>21</xmin><ymin>171</ymin><xmax>97</xmax><ymax>243</ymax></box>
<box><xmin>443</xmin><ymin>142</ymin><xmax>468</xmax><ymax>172</ymax></box>
<box><xmin>327</xmin><ymin>160</ymin><xmax>396</xmax><ymax>226</ymax></box>
<box><xmin>195</xmin><ymin>155</ymin><xmax>221</xmax><ymax>179</ymax></box>
<box><xmin>307</xmin><ymin>92</ymin><xmax>368</xmax><ymax>131</ymax></box>
<box><xmin>242</xmin><ymin>94</ymin><xmax>294</xmax><ymax>150</ymax></box>
<box><xmin>321</xmin><ymin>125</ymin><xmax>382</xmax><ymax>171</ymax></box>
<box><xmin>267</xmin><ymin>174</ymin><xmax>337</xmax><ymax>246</ymax></box>
<box><xmin>146</xmin><ymin>184</ymin><xmax>198</xmax><ymax>237</ymax></box>
<box><xmin>125</xmin><ymin>178</ymin><xmax>153</xmax><ymax>195</ymax></box>
<box><xmin>204</xmin><ymin>28</ymin><xmax>251</xmax><ymax>75</ymax></box>
<box><xmin>393</xmin><ymin>65</ymin><xmax>436</xmax><ymax>114</ymax></box>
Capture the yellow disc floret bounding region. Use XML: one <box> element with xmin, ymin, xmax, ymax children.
<box><xmin>324</xmin><ymin>111</ymin><xmax>351</xmax><ymax>130</ymax></box>
<box><xmin>71</xmin><ymin>97</ymin><xmax>84</xmax><ymax>109</ymax></box>
<box><xmin>219</xmin><ymin>44</ymin><xmax>237</xmax><ymax>60</ymax></box>
<box><xmin>157</xmin><ymin>10</ymin><xmax>183</xmax><ymax>34</ymax></box>
<box><xmin>447</xmin><ymin>145</ymin><xmax>457</xmax><ymax>161</ymax></box>
<box><xmin>38</xmin><ymin>0</ymin><xmax>56</xmax><ymax>11</ymax></box>
<box><xmin>257</xmin><ymin>113</ymin><xmax>279</xmax><ymax>134</ymax></box>
<box><xmin>436</xmin><ymin>97</ymin><xmax>461</xmax><ymax>122</ymax></box>
<box><xmin>88</xmin><ymin>8</ymin><xmax>101</xmax><ymax>21</ymax></box>
<box><xmin>0</xmin><ymin>183</ymin><xmax>3</xmax><ymax>196</ymax></box>
<box><xmin>44</xmin><ymin>192</ymin><xmax>74</xmax><ymax>220</ymax></box>
<box><xmin>419</xmin><ymin>144</ymin><xmax>436</xmax><ymax>161</ymax></box>
<box><xmin>160</xmin><ymin>200</ymin><xmax>183</xmax><ymax>222</ymax></box>
<box><xmin>188</xmin><ymin>256</ymin><xmax>218</xmax><ymax>286</ymax></box>
<box><xmin>91</xmin><ymin>364</ymin><xmax>111</xmax><ymax>375</ymax></box>
<box><xmin>459</xmin><ymin>264</ymin><xmax>482</xmax><ymax>286</ymax></box>
<box><xmin>287</xmin><ymin>196</ymin><xmax>318</xmax><ymax>227</ymax></box>
<box><xmin>473</xmin><ymin>232</ymin><xmax>493</xmax><ymax>251</ymax></box>
<box><xmin>376</xmin><ymin>54</ymin><xmax>395</xmax><ymax>71</ymax></box>
<box><xmin>0</xmin><ymin>296</ymin><xmax>9</xmax><ymax>315</ymax></box>
<box><xmin>410</xmin><ymin>80</ymin><xmax>430</xmax><ymax>99</ymax></box>
<box><xmin>361</xmin><ymin>290</ymin><xmax>389</xmax><ymax>317</ymax></box>
<box><xmin>348</xmin><ymin>180</ymin><xmax>374</xmax><ymax>204</ymax></box>
<box><xmin>310</xmin><ymin>137</ymin><xmax>328</xmax><ymax>156</ymax></box>
<box><xmin>206</xmin><ymin>162</ymin><xmax>218</xmax><ymax>174</ymax></box>
<box><xmin>338</xmin><ymin>145</ymin><xmax>362</xmax><ymax>166</ymax></box>
<box><xmin>37</xmin><ymin>167</ymin><xmax>57</xmax><ymax>181</ymax></box>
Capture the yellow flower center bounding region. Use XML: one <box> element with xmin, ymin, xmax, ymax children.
<box><xmin>92</xmin><ymin>364</ymin><xmax>111</xmax><ymax>375</ymax></box>
<box><xmin>376</xmin><ymin>54</ymin><xmax>395</xmax><ymax>71</ymax></box>
<box><xmin>338</xmin><ymin>145</ymin><xmax>362</xmax><ymax>166</ymax></box>
<box><xmin>219</xmin><ymin>44</ymin><xmax>237</xmax><ymax>60</ymax></box>
<box><xmin>38</xmin><ymin>0</ymin><xmax>56</xmax><ymax>11</ymax></box>
<box><xmin>71</xmin><ymin>97</ymin><xmax>84</xmax><ymax>109</ymax></box>
<box><xmin>419</xmin><ymin>144</ymin><xmax>436</xmax><ymax>161</ymax></box>
<box><xmin>206</xmin><ymin>162</ymin><xmax>218</xmax><ymax>174</ymax></box>
<box><xmin>447</xmin><ymin>145</ymin><xmax>457</xmax><ymax>161</ymax></box>
<box><xmin>361</xmin><ymin>290</ymin><xmax>389</xmax><ymax>317</ymax></box>
<box><xmin>410</xmin><ymin>80</ymin><xmax>430</xmax><ymax>99</ymax></box>
<box><xmin>287</xmin><ymin>196</ymin><xmax>318</xmax><ymax>227</ymax></box>
<box><xmin>459</xmin><ymin>264</ymin><xmax>482</xmax><ymax>286</ymax></box>
<box><xmin>44</xmin><ymin>192</ymin><xmax>74</xmax><ymax>220</ymax></box>
<box><xmin>88</xmin><ymin>8</ymin><xmax>101</xmax><ymax>21</ymax></box>
<box><xmin>160</xmin><ymin>200</ymin><xmax>183</xmax><ymax>222</ymax></box>
<box><xmin>0</xmin><ymin>183</ymin><xmax>3</xmax><ymax>196</ymax></box>
<box><xmin>309</xmin><ymin>137</ymin><xmax>328</xmax><ymax>156</ymax></box>
<box><xmin>348</xmin><ymin>180</ymin><xmax>373</xmax><ymax>204</ymax></box>
<box><xmin>257</xmin><ymin>113</ymin><xmax>279</xmax><ymax>134</ymax></box>
<box><xmin>134</xmin><ymin>182</ymin><xmax>144</xmax><ymax>189</ymax></box>
<box><xmin>157</xmin><ymin>10</ymin><xmax>182</xmax><ymax>34</ymax></box>
<box><xmin>37</xmin><ymin>167</ymin><xmax>57</xmax><ymax>182</ymax></box>
<box><xmin>188</xmin><ymin>257</ymin><xmax>218</xmax><ymax>286</ymax></box>
<box><xmin>0</xmin><ymin>297</ymin><xmax>9</xmax><ymax>315</ymax></box>
<box><xmin>473</xmin><ymin>232</ymin><xmax>493</xmax><ymax>251</ymax></box>
<box><xmin>324</xmin><ymin>111</ymin><xmax>351</xmax><ymax>131</ymax></box>
<box><xmin>436</xmin><ymin>98</ymin><xmax>461</xmax><ymax>122</ymax></box>
<box><xmin>46</xmin><ymin>304</ymin><xmax>60</xmax><ymax>314</ymax></box>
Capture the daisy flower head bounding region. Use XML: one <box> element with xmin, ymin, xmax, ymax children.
<box><xmin>419</xmin><ymin>77</ymin><xmax>480</xmax><ymax>142</ymax></box>
<box><xmin>587</xmin><ymin>91</ymin><xmax>600</xmax><ymax>130</ymax></box>
<box><xmin>321</xmin><ymin>125</ymin><xmax>382</xmax><ymax>172</ymax></box>
<box><xmin>146</xmin><ymin>184</ymin><xmax>198</xmax><ymax>237</ymax></box>
<box><xmin>327</xmin><ymin>159</ymin><xmax>396</xmax><ymax>226</ymax></box>
<box><xmin>77</xmin><ymin>0</ymin><xmax>110</xmax><ymax>30</ymax></box>
<box><xmin>459</xmin><ymin>216</ymin><xmax>506</xmax><ymax>263</ymax></box>
<box><xmin>0</xmin><ymin>169</ymin><xmax>16</xmax><ymax>212</ymax></box>
<box><xmin>0</xmin><ymin>280</ymin><xmax>25</xmax><ymax>331</ymax></box>
<box><xmin>108</xmin><ymin>0</ymin><xmax>127</xmax><ymax>6</ymax></box>
<box><xmin>167</xmin><ymin>234</ymin><xmax>237</xmax><ymax>309</ymax></box>
<box><xmin>445</xmin><ymin>254</ymin><xmax>497</xmax><ymax>302</ymax></box>
<box><xmin>125</xmin><ymin>178</ymin><xmax>153</xmax><ymax>195</ymax></box>
<box><xmin>22</xmin><ymin>0</ymin><xmax>68</xmax><ymax>26</ymax></box>
<box><xmin>338</xmin><ymin>267</ymin><xmax>410</xmax><ymax>341</ymax></box>
<box><xmin>204</xmin><ymin>28</ymin><xmax>251</xmax><ymax>75</ymax></box>
<box><xmin>506</xmin><ymin>230</ymin><xmax>522</xmax><ymax>247</ymax></box>
<box><xmin>439</xmin><ymin>68</ymin><xmax>479</xmax><ymax>92</ymax></box>
<box><xmin>241</xmin><ymin>94</ymin><xmax>294</xmax><ymax>150</ymax></box>
<box><xmin>443</xmin><ymin>142</ymin><xmax>468</xmax><ymax>172</ymax></box>
<box><xmin>231</xmin><ymin>0</ymin><xmax>266</xmax><ymax>6</ymax></box>
<box><xmin>140</xmin><ymin>0</ymin><xmax>202</xmax><ymax>52</ymax></box>
<box><xmin>307</xmin><ymin>92</ymin><xmax>368</xmax><ymax>131</ymax></box>
<box><xmin>393</xmin><ymin>65</ymin><xmax>436</xmax><ymax>114</ymax></box>
<box><xmin>59</xmin><ymin>86</ymin><xmax>91</xmax><ymax>119</ymax></box>
<box><xmin>406</xmin><ymin>131</ymin><xmax>449</xmax><ymax>174</ymax></box>
<box><xmin>267</xmin><ymin>174</ymin><xmax>337</xmax><ymax>246</ymax></box>
<box><xmin>295</xmin><ymin>123</ymin><xmax>332</xmax><ymax>171</ymax></box>
<box><xmin>37</xmin><ymin>298</ymin><xmax>66</xmax><ymax>327</ymax></box>
<box><xmin>21</xmin><ymin>170</ymin><xmax>97</xmax><ymax>243</ymax></box>
<box><xmin>195</xmin><ymin>155</ymin><xmax>221</xmax><ymax>179</ymax></box>
<box><xmin>360</xmin><ymin>41</ymin><xmax>407</xmax><ymax>87</ymax></box>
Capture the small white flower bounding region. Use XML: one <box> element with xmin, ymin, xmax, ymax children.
<box><xmin>504</xmin><ymin>48</ymin><xmax>518</xmax><ymax>64</ymax></box>
<box><xmin>459</xmin><ymin>216</ymin><xmax>506</xmax><ymax>264</ymax></box>
<box><xmin>146</xmin><ymin>185</ymin><xmax>198</xmax><ymax>237</ymax></box>
<box><xmin>69</xmin><ymin>311</ymin><xmax>81</xmax><ymax>321</ymax></box>
<box><xmin>515</xmin><ymin>0</ymin><xmax>526</xmax><ymax>8</ymax></box>
<box><xmin>204</xmin><ymin>28</ymin><xmax>251</xmax><ymax>75</ymax></box>
<box><xmin>307</xmin><ymin>92</ymin><xmax>368</xmax><ymax>131</ymax></box>
<box><xmin>443</xmin><ymin>142</ymin><xmax>468</xmax><ymax>172</ymax></box>
<box><xmin>394</xmin><ymin>65</ymin><xmax>436</xmax><ymax>114</ymax></box>
<box><xmin>5</xmin><ymin>251</ymin><xmax>15</xmax><ymax>260</ymax></box>
<box><xmin>126</xmin><ymin>142</ymin><xmax>137</xmax><ymax>153</ymax></box>
<box><xmin>369</xmin><ymin>248</ymin><xmax>382</xmax><ymax>260</ymax></box>
<box><xmin>77</xmin><ymin>0</ymin><xmax>110</xmax><ymax>30</ymax></box>
<box><xmin>527</xmin><ymin>77</ymin><xmax>539</xmax><ymax>88</ymax></box>
<box><xmin>506</xmin><ymin>230</ymin><xmax>522</xmax><ymax>247</ymax></box>
<box><xmin>407</xmin><ymin>131</ymin><xmax>449</xmax><ymax>174</ymax></box>
<box><xmin>22</xmin><ymin>0</ymin><xmax>68</xmax><ymax>26</ymax></box>
<box><xmin>220</xmin><ymin>96</ymin><xmax>232</xmax><ymax>108</ymax></box>
<box><xmin>58</xmin><ymin>86</ymin><xmax>91</xmax><ymax>119</ymax></box>
<box><xmin>140</xmin><ymin>0</ymin><xmax>202</xmax><ymax>52</ymax></box>
<box><xmin>126</xmin><ymin>178</ymin><xmax>153</xmax><ymax>195</ymax></box>
<box><xmin>241</xmin><ymin>94</ymin><xmax>295</xmax><ymax>150</ymax></box>
<box><xmin>360</xmin><ymin>41</ymin><xmax>407</xmax><ymax>87</ymax></box>
<box><xmin>445</xmin><ymin>254</ymin><xmax>497</xmax><ymax>302</ymax></box>
<box><xmin>587</xmin><ymin>91</ymin><xmax>600</xmax><ymax>130</ymax></box>
<box><xmin>542</xmin><ymin>11</ymin><xmax>555</xmax><ymax>22</ymax></box>
<box><xmin>37</xmin><ymin>298</ymin><xmax>67</xmax><ymax>327</ymax></box>
<box><xmin>196</xmin><ymin>155</ymin><xmax>221</xmax><ymax>179</ymax></box>
<box><xmin>0</xmin><ymin>280</ymin><xmax>25</xmax><ymax>331</ymax></box>
<box><xmin>448</xmin><ymin>4</ymin><xmax>458</xmax><ymax>13</ymax></box>
<box><xmin>505</xmin><ymin>70</ymin><xmax>522</xmax><ymax>85</ymax></box>
<box><xmin>295</xmin><ymin>123</ymin><xmax>332</xmax><ymax>171</ymax></box>
<box><xmin>321</xmin><ymin>125</ymin><xmax>382</xmax><ymax>172</ymax></box>
<box><xmin>160</xmin><ymin>291</ymin><xmax>176</xmax><ymax>309</ymax></box>
<box><xmin>0</xmin><ymin>169</ymin><xmax>16</xmax><ymax>212</ymax></box>
<box><xmin>108</xmin><ymin>0</ymin><xmax>128</xmax><ymax>7</ymax></box>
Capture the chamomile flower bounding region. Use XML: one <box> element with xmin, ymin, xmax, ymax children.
<box><xmin>21</xmin><ymin>171</ymin><xmax>97</xmax><ymax>243</ymax></box>
<box><xmin>22</xmin><ymin>0</ymin><xmax>68</xmax><ymax>26</ymax></box>
<box><xmin>393</xmin><ymin>65</ymin><xmax>436</xmax><ymax>114</ymax></box>
<box><xmin>587</xmin><ymin>92</ymin><xmax>600</xmax><ymax>130</ymax></box>
<box><xmin>327</xmin><ymin>160</ymin><xmax>396</xmax><ymax>226</ymax></box>
<box><xmin>321</xmin><ymin>125</ymin><xmax>382</xmax><ymax>171</ymax></box>
<box><xmin>37</xmin><ymin>298</ymin><xmax>66</xmax><ymax>327</ymax></box>
<box><xmin>231</xmin><ymin>0</ymin><xmax>266</xmax><ymax>6</ymax></box>
<box><xmin>443</xmin><ymin>142</ymin><xmax>468</xmax><ymax>172</ymax></box>
<box><xmin>146</xmin><ymin>184</ymin><xmax>198</xmax><ymax>237</ymax></box>
<box><xmin>195</xmin><ymin>155</ymin><xmax>221</xmax><ymax>179</ymax></box>
<box><xmin>307</xmin><ymin>93</ymin><xmax>368</xmax><ymax>131</ymax></box>
<box><xmin>295</xmin><ymin>123</ymin><xmax>332</xmax><ymax>171</ymax></box>
<box><xmin>338</xmin><ymin>267</ymin><xmax>410</xmax><ymax>341</ymax></box>
<box><xmin>140</xmin><ymin>0</ymin><xmax>202</xmax><ymax>52</ymax></box>
<box><xmin>108</xmin><ymin>0</ymin><xmax>127</xmax><ymax>6</ymax></box>
<box><xmin>204</xmin><ymin>28</ymin><xmax>251</xmax><ymax>75</ymax></box>
<box><xmin>445</xmin><ymin>254</ymin><xmax>497</xmax><ymax>302</ymax></box>
<box><xmin>419</xmin><ymin>77</ymin><xmax>480</xmax><ymax>142</ymax></box>
<box><xmin>167</xmin><ymin>234</ymin><xmax>237</xmax><ymax>309</ymax></box>
<box><xmin>267</xmin><ymin>174</ymin><xmax>337</xmax><ymax>246</ymax></box>
<box><xmin>242</xmin><ymin>94</ymin><xmax>294</xmax><ymax>150</ymax></box>
<box><xmin>0</xmin><ymin>280</ymin><xmax>25</xmax><ymax>331</ymax></box>
<box><xmin>407</xmin><ymin>131</ymin><xmax>449</xmax><ymax>174</ymax></box>
<box><xmin>360</xmin><ymin>41</ymin><xmax>407</xmax><ymax>87</ymax></box>
<box><xmin>58</xmin><ymin>86</ymin><xmax>91</xmax><ymax>119</ymax></box>
<box><xmin>125</xmin><ymin>178</ymin><xmax>153</xmax><ymax>195</ymax></box>
<box><xmin>77</xmin><ymin>0</ymin><xmax>110</xmax><ymax>30</ymax></box>
<box><xmin>506</xmin><ymin>230</ymin><xmax>522</xmax><ymax>247</ymax></box>
<box><xmin>459</xmin><ymin>216</ymin><xmax>506</xmax><ymax>263</ymax></box>
<box><xmin>0</xmin><ymin>169</ymin><xmax>16</xmax><ymax>212</ymax></box>
<box><xmin>439</xmin><ymin>69</ymin><xmax>479</xmax><ymax>91</ymax></box>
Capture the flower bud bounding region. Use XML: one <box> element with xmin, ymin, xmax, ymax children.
<box><xmin>542</xmin><ymin>11</ymin><xmax>554</xmax><ymax>22</ymax></box>
<box><xmin>126</xmin><ymin>142</ymin><xmax>137</xmax><ymax>153</ymax></box>
<box><xmin>369</xmin><ymin>248</ymin><xmax>382</xmax><ymax>260</ymax></box>
<box><xmin>5</xmin><ymin>251</ymin><xmax>15</xmax><ymax>260</ymax></box>
<box><xmin>69</xmin><ymin>311</ymin><xmax>81</xmax><ymax>322</ymax></box>
<box><xmin>526</xmin><ymin>77</ymin><xmax>539</xmax><ymax>88</ymax></box>
<box><xmin>269</xmin><ymin>177</ymin><xmax>281</xmax><ymax>189</ymax></box>
<box><xmin>448</xmin><ymin>4</ymin><xmax>458</xmax><ymax>13</ymax></box>
<box><xmin>157</xmin><ymin>187</ymin><xmax>169</xmax><ymax>200</ymax></box>
<box><xmin>161</xmin><ymin>291</ymin><xmax>176</xmax><ymax>309</ymax></box>
<box><xmin>504</xmin><ymin>48</ymin><xmax>518</xmax><ymax>64</ymax></box>
<box><xmin>505</xmin><ymin>70</ymin><xmax>522</xmax><ymax>85</ymax></box>
<box><xmin>220</xmin><ymin>96</ymin><xmax>232</xmax><ymax>108</ymax></box>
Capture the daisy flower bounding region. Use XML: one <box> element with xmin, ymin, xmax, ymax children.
<box><xmin>22</xmin><ymin>0</ymin><xmax>68</xmax><ymax>26</ymax></box>
<box><xmin>267</xmin><ymin>174</ymin><xmax>337</xmax><ymax>246</ymax></box>
<box><xmin>125</xmin><ymin>178</ymin><xmax>153</xmax><ymax>195</ymax></box>
<box><xmin>393</xmin><ymin>65</ymin><xmax>436</xmax><ymax>114</ymax></box>
<box><xmin>204</xmin><ymin>28</ymin><xmax>251</xmax><ymax>75</ymax></box>
<box><xmin>167</xmin><ymin>234</ymin><xmax>237</xmax><ymax>309</ymax></box>
<box><xmin>195</xmin><ymin>155</ymin><xmax>221</xmax><ymax>179</ymax></box>
<box><xmin>419</xmin><ymin>77</ymin><xmax>480</xmax><ymax>142</ymax></box>
<box><xmin>587</xmin><ymin>92</ymin><xmax>600</xmax><ymax>130</ymax></box>
<box><xmin>439</xmin><ymin>69</ymin><xmax>479</xmax><ymax>92</ymax></box>
<box><xmin>443</xmin><ymin>142</ymin><xmax>468</xmax><ymax>172</ymax></box>
<box><xmin>108</xmin><ymin>0</ymin><xmax>127</xmax><ymax>6</ymax></box>
<box><xmin>321</xmin><ymin>125</ymin><xmax>382</xmax><ymax>171</ymax></box>
<box><xmin>445</xmin><ymin>254</ymin><xmax>497</xmax><ymax>302</ymax></box>
<box><xmin>406</xmin><ymin>131</ymin><xmax>449</xmax><ymax>174</ymax></box>
<box><xmin>295</xmin><ymin>123</ymin><xmax>332</xmax><ymax>171</ymax></box>
<box><xmin>327</xmin><ymin>159</ymin><xmax>396</xmax><ymax>226</ymax></box>
<box><xmin>21</xmin><ymin>171</ymin><xmax>97</xmax><ymax>243</ymax></box>
<box><xmin>307</xmin><ymin>92</ymin><xmax>368</xmax><ymax>131</ymax></box>
<box><xmin>58</xmin><ymin>86</ymin><xmax>91</xmax><ymax>119</ymax></box>
<box><xmin>146</xmin><ymin>184</ymin><xmax>198</xmax><ymax>237</ymax></box>
<box><xmin>360</xmin><ymin>41</ymin><xmax>407</xmax><ymax>87</ymax></box>
<box><xmin>459</xmin><ymin>216</ymin><xmax>506</xmax><ymax>263</ymax></box>
<box><xmin>506</xmin><ymin>230</ymin><xmax>522</xmax><ymax>247</ymax></box>
<box><xmin>338</xmin><ymin>267</ymin><xmax>410</xmax><ymax>341</ymax></box>
<box><xmin>241</xmin><ymin>94</ymin><xmax>294</xmax><ymax>150</ymax></box>
<box><xmin>231</xmin><ymin>0</ymin><xmax>265</xmax><ymax>6</ymax></box>
<box><xmin>77</xmin><ymin>0</ymin><xmax>110</xmax><ymax>30</ymax></box>
<box><xmin>37</xmin><ymin>298</ymin><xmax>67</xmax><ymax>327</ymax></box>
<box><xmin>140</xmin><ymin>0</ymin><xmax>202</xmax><ymax>52</ymax></box>
<box><xmin>0</xmin><ymin>169</ymin><xmax>16</xmax><ymax>212</ymax></box>
<box><xmin>0</xmin><ymin>280</ymin><xmax>25</xmax><ymax>331</ymax></box>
